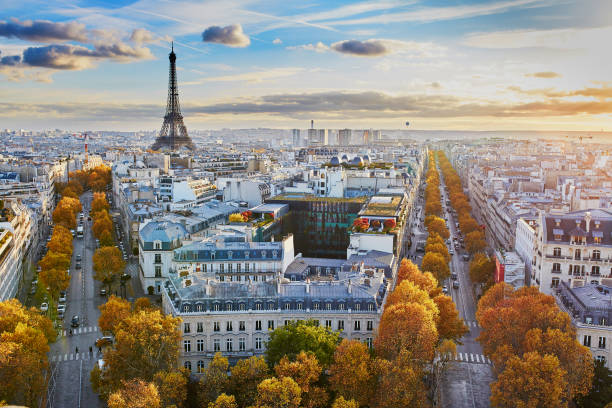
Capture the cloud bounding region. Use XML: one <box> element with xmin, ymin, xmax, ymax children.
<box><xmin>183</xmin><ymin>67</ymin><xmax>304</xmax><ymax>85</ymax></box>
<box><xmin>202</xmin><ymin>24</ymin><xmax>250</xmax><ymax>47</ymax></box>
<box><xmin>272</xmin><ymin>38</ymin><xmax>282</xmax><ymax>44</ymax></box>
<box><xmin>130</xmin><ymin>28</ymin><xmax>155</xmax><ymax>45</ymax></box>
<box><xmin>321</xmin><ymin>0</ymin><xmax>549</xmax><ymax>26</ymax></box>
<box><xmin>330</xmin><ymin>39</ymin><xmax>389</xmax><ymax>57</ymax></box>
<box><xmin>526</xmin><ymin>71</ymin><xmax>561</xmax><ymax>78</ymax></box>
<box><xmin>0</xmin><ymin>18</ymin><xmax>88</xmax><ymax>42</ymax></box>
<box><xmin>286</xmin><ymin>42</ymin><xmax>329</xmax><ymax>53</ymax></box>
<box><xmin>509</xmin><ymin>85</ymin><xmax>612</xmax><ymax>100</ymax></box>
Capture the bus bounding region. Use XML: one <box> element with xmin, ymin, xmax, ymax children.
<box><xmin>76</xmin><ymin>225</ymin><xmax>84</xmax><ymax>238</ymax></box>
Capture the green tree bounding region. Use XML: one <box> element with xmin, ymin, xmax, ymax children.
<box><xmin>228</xmin><ymin>356</ymin><xmax>269</xmax><ymax>408</ymax></box>
<box><xmin>266</xmin><ymin>320</ymin><xmax>339</xmax><ymax>367</ymax></box>
<box><xmin>574</xmin><ymin>359</ymin><xmax>612</xmax><ymax>408</ymax></box>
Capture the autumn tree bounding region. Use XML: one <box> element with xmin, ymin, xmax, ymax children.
<box><xmin>209</xmin><ymin>394</ymin><xmax>238</xmax><ymax>408</ymax></box>
<box><xmin>107</xmin><ymin>379</ymin><xmax>161</xmax><ymax>408</ymax></box>
<box><xmin>99</xmin><ymin>229</ymin><xmax>114</xmax><ymax>247</ymax></box>
<box><xmin>92</xmin><ymin>192</ymin><xmax>110</xmax><ymax>214</ymax></box>
<box><xmin>421</xmin><ymin>252</ymin><xmax>450</xmax><ymax>283</ymax></box>
<box><xmin>133</xmin><ymin>297</ymin><xmax>153</xmax><ymax>311</ymax></box>
<box><xmin>228</xmin><ymin>356</ymin><xmax>269</xmax><ymax>408</ymax></box>
<box><xmin>0</xmin><ymin>299</ymin><xmax>55</xmax><ymax>407</ymax></box>
<box><xmin>39</xmin><ymin>251</ymin><xmax>71</xmax><ymax>272</ymax></box>
<box><xmin>275</xmin><ymin>351</ymin><xmax>327</xmax><ymax>408</ymax></box>
<box><xmin>424</xmin><ymin>242</ymin><xmax>450</xmax><ymax>263</ymax></box>
<box><xmin>433</xmin><ymin>294</ymin><xmax>468</xmax><ymax>341</ymax></box>
<box><xmin>490</xmin><ymin>352</ymin><xmax>567</xmax><ymax>408</ymax></box>
<box><xmin>469</xmin><ymin>253</ymin><xmax>495</xmax><ymax>286</ymax></box>
<box><xmin>47</xmin><ymin>226</ymin><xmax>73</xmax><ymax>256</ymax></box>
<box><xmin>465</xmin><ymin>230</ymin><xmax>486</xmax><ymax>254</ymax></box>
<box><xmin>426</xmin><ymin>216</ymin><xmax>450</xmax><ymax>240</ymax></box>
<box><xmin>200</xmin><ymin>353</ymin><xmax>230</xmax><ymax>406</ymax></box>
<box><xmin>39</xmin><ymin>267</ymin><xmax>70</xmax><ymax>299</ymax></box>
<box><xmin>98</xmin><ymin>295</ymin><xmax>132</xmax><ymax>334</ymax></box>
<box><xmin>372</xmin><ymin>350</ymin><xmax>429</xmax><ymax>408</ymax></box>
<box><xmin>153</xmin><ymin>369</ymin><xmax>188</xmax><ymax>408</ymax></box>
<box><xmin>425</xmin><ymin>232</ymin><xmax>446</xmax><ymax>248</ymax></box>
<box><xmin>329</xmin><ymin>339</ymin><xmax>374</xmax><ymax>406</ymax></box>
<box><xmin>374</xmin><ymin>302</ymin><xmax>438</xmax><ymax>362</ymax></box>
<box><xmin>93</xmin><ymin>212</ymin><xmax>113</xmax><ymax>239</ymax></box>
<box><xmin>52</xmin><ymin>202</ymin><xmax>77</xmax><ymax>229</ymax></box>
<box><xmin>95</xmin><ymin>309</ymin><xmax>181</xmax><ymax>394</ymax></box>
<box><xmin>254</xmin><ymin>376</ymin><xmax>302</xmax><ymax>408</ymax></box>
<box><xmin>385</xmin><ymin>280</ymin><xmax>439</xmax><ymax>319</ymax></box>
<box><xmin>458</xmin><ymin>215</ymin><xmax>480</xmax><ymax>235</ymax></box>
<box><xmin>93</xmin><ymin>246</ymin><xmax>125</xmax><ymax>293</ymax></box>
<box><xmin>331</xmin><ymin>397</ymin><xmax>359</xmax><ymax>408</ymax></box>
<box><xmin>266</xmin><ymin>320</ymin><xmax>339</xmax><ymax>367</ymax></box>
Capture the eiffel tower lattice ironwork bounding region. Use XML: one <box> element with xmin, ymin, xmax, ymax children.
<box><xmin>151</xmin><ymin>43</ymin><xmax>194</xmax><ymax>151</ymax></box>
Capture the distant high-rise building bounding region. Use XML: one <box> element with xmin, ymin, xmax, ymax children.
<box><xmin>292</xmin><ymin>129</ymin><xmax>302</xmax><ymax>147</ymax></box>
<box><xmin>152</xmin><ymin>43</ymin><xmax>194</xmax><ymax>151</ymax></box>
<box><xmin>338</xmin><ymin>129</ymin><xmax>352</xmax><ymax>145</ymax></box>
<box><xmin>374</xmin><ymin>130</ymin><xmax>382</xmax><ymax>141</ymax></box>
<box><xmin>363</xmin><ymin>129</ymin><xmax>370</xmax><ymax>145</ymax></box>
<box><xmin>308</xmin><ymin>128</ymin><xmax>327</xmax><ymax>146</ymax></box>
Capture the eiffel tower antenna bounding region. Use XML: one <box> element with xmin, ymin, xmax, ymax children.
<box><xmin>151</xmin><ymin>43</ymin><xmax>194</xmax><ymax>151</ymax></box>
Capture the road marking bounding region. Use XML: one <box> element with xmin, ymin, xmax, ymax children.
<box><xmin>470</xmin><ymin>353</ymin><xmax>474</xmax><ymax>362</ymax></box>
<box><xmin>69</xmin><ymin>353</ymin><xmax>74</xmax><ymax>361</ymax></box>
<box><xmin>458</xmin><ymin>353</ymin><xmax>463</xmax><ymax>361</ymax></box>
<box><xmin>475</xmin><ymin>354</ymin><xmax>480</xmax><ymax>363</ymax></box>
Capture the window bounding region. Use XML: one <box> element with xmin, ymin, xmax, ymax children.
<box><xmin>255</xmin><ymin>303</ymin><xmax>262</xmax><ymax>310</ymax></box>
<box><xmin>326</xmin><ymin>303</ymin><xmax>332</xmax><ymax>310</ymax></box>
<box><xmin>184</xmin><ymin>323</ymin><xmax>191</xmax><ymax>334</ymax></box>
<box><xmin>214</xmin><ymin>304</ymin><xmax>220</xmax><ymax>311</ymax></box>
<box><xmin>239</xmin><ymin>321</ymin><xmax>246</xmax><ymax>331</ymax></box>
<box><xmin>583</xmin><ymin>335</ymin><xmax>592</xmax><ymax>347</ymax></box>
<box><xmin>226</xmin><ymin>303</ymin><xmax>232</xmax><ymax>311</ymax></box>
<box><xmin>325</xmin><ymin>320</ymin><xmax>332</xmax><ymax>329</ymax></box>
<box><xmin>354</xmin><ymin>303</ymin><xmax>361</xmax><ymax>311</ymax></box>
<box><xmin>593</xmin><ymin>250</ymin><xmax>601</xmax><ymax>260</ymax></box>
<box><xmin>213</xmin><ymin>339</ymin><xmax>220</xmax><ymax>351</ymax></box>
<box><xmin>598</xmin><ymin>337</ymin><xmax>606</xmax><ymax>349</ymax></box>
<box><xmin>239</xmin><ymin>303</ymin><xmax>245</xmax><ymax>311</ymax></box>
<box><xmin>197</xmin><ymin>339</ymin><xmax>204</xmax><ymax>352</ymax></box>
<box><xmin>268</xmin><ymin>320</ymin><xmax>275</xmax><ymax>330</ymax></box>
<box><xmin>596</xmin><ymin>356</ymin><xmax>607</xmax><ymax>364</ymax></box>
<box><xmin>313</xmin><ymin>302</ymin><xmax>319</xmax><ymax>310</ymax></box>
<box><xmin>255</xmin><ymin>337</ymin><xmax>262</xmax><ymax>350</ymax></box>
<box><xmin>154</xmin><ymin>253</ymin><xmax>162</xmax><ymax>263</ymax></box>
<box><xmin>197</xmin><ymin>322</ymin><xmax>203</xmax><ymax>333</ymax></box>
<box><xmin>226</xmin><ymin>338</ymin><xmax>233</xmax><ymax>351</ymax></box>
<box><xmin>365</xmin><ymin>338</ymin><xmax>373</xmax><ymax>349</ymax></box>
<box><xmin>155</xmin><ymin>266</ymin><xmax>162</xmax><ymax>278</ymax></box>
<box><xmin>339</xmin><ymin>303</ymin><xmax>345</xmax><ymax>310</ymax></box>
<box><xmin>284</xmin><ymin>303</ymin><xmax>291</xmax><ymax>310</ymax></box>
<box><xmin>552</xmin><ymin>263</ymin><xmax>561</xmax><ymax>273</ymax></box>
<box><xmin>354</xmin><ymin>321</ymin><xmax>361</xmax><ymax>331</ymax></box>
<box><xmin>219</xmin><ymin>264</ymin><xmax>224</xmax><ymax>273</ymax></box>
<box><xmin>183</xmin><ymin>340</ymin><xmax>191</xmax><ymax>353</ymax></box>
<box><xmin>553</xmin><ymin>247</ymin><xmax>561</xmax><ymax>257</ymax></box>
<box><xmin>338</xmin><ymin>320</ymin><xmax>344</xmax><ymax>331</ymax></box>
<box><xmin>592</xmin><ymin>266</ymin><xmax>600</xmax><ymax>276</ymax></box>
<box><xmin>367</xmin><ymin>320</ymin><xmax>373</xmax><ymax>331</ymax></box>
<box><xmin>197</xmin><ymin>360</ymin><xmax>205</xmax><ymax>374</ymax></box>
<box><xmin>297</xmin><ymin>303</ymin><xmax>303</xmax><ymax>310</ymax></box>
<box><xmin>245</xmin><ymin>262</ymin><xmax>250</xmax><ymax>271</ymax></box>
<box><xmin>196</xmin><ymin>304</ymin><xmax>203</xmax><ymax>312</ymax></box>
<box><xmin>154</xmin><ymin>242</ymin><xmax>161</xmax><ymax>250</ymax></box>
<box><xmin>284</xmin><ymin>320</ymin><xmax>290</xmax><ymax>326</ymax></box>
<box><xmin>226</xmin><ymin>321</ymin><xmax>233</xmax><ymax>332</ymax></box>
<box><xmin>551</xmin><ymin>278</ymin><xmax>560</xmax><ymax>288</ymax></box>
<box><xmin>255</xmin><ymin>320</ymin><xmax>262</xmax><ymax>331</ymax></box>
<box><xmin>213</xmin><ymin>322</ymin><xmax>220</xmax><ymax>332</ymax></box>
<box><xmin>575</xmin><ymin>249</ymin><xmax>581</xmax><ymax>260</ymax></box>
<box><xmin>239</xmin><ymin>337</ymin><xmax>246</xmax><ymax>351</ymax></box>
<box><xmin>368</xmin><ymin>303</ymin><xmax>375</xmax><ymax>311</ymax></box>
<box><xmin>184</xmin><ymin>361</ymin><xmax>192</xmax><ymax>372</ymax></box>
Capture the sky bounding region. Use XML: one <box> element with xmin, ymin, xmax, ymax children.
<box><xmin>0</xmin><ymin>0</ymin><xmax>611</xmax><ymax>131</ymax></box>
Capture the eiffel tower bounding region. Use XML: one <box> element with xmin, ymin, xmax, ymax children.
<box><xmin>151</xmin><ymin>43</ymin><xmax>195</xmax><ymax>151</ymax></box>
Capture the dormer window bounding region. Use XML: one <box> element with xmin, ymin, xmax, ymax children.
<box><xmin>228</xmin><ymin>251</ymin><xmax>233</xmax><ymax>259</ymax></box>
<box><xmin>272</xmin><ymin>250</ymin><xmax>278</xmax><ymax>258</ymax></box>
<box><xmin>262</xmin><ymin>251</ymin><xmax>267</xmax><ymax>259</ymax></box>
<box><xmin>245</xmin><ymin>251</ymin><xmax>249</xmax><ymax>259</ymax></box>
<box><xmin>595</xmin><ymin>221</ymin><xmax>600</xmax><ymax>228</ymax></box>
<box><xmin>554</xmin><ymin>219</ymin><xmax>561</xmax><ymax>227</ymax></box>
<box><xmin>211</xmin><ymin>251</ymin><xmax>215</xmax><ymax>260</ymax></box>
<box><xmin>154</xmin><ymin>241</ymin><xmax>161</xmax><ymax>250</ymax></box>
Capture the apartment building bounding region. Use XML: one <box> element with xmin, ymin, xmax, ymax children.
<box><xmin>534</xmin><ymin>209</ymin><xmax>612</xmax><ymax>295</ymax></box>
<box><xmin>555</xmin><ymin>282</ymin><xmax>611</xmax><ymax>368</ymax></box>
<box><xmin>0</xmin><ymin>200</ymin><xmax>33</xmax><ymax>301</ymax></box>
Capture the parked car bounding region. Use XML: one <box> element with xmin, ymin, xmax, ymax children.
<box><xmin>40</xmin><ymin>303</ymin><xmax>48</xmax><ymax>312</ymax></box>
<box><xmin>449</xmin><ymin>248</ymin><xmax>454</xmax><ymax>255</ymax></box>
<box><xmin>58</xmin><ymin>310</ymin><xmax>65</xmax><ymax>319</ymax></box>
<box><xmin>453</xmin><ymin>280</ymin><xmax>460</xmax><ymax>289</ymax></box>
<box><xmin>442</xmin><ymin>285</ymin><xmax>448</xmax><ymax>294</ymax></box>
<box><xmin>100</xmin><ymin>288</ymin><xmax>107</xmax><ymax>296</ymax></box>
<box><xmin>57</xmin><ymin>304</ymin><xmax>66</xmax><ymax>313</ymax></box>
<box><xmin>76</xmin><ymin>262</ymin><xmax>81</xmax><ymax>270</ymax></box>
<box><xmin>71</xmin><ymin>315</ymin><xmax>80</xmax><ymax>327</ymax></box>
<box><xmin>29</xmin><ymin>286</ymin><xmax>36</xmax><ymax>295</ymax></box>
<box><xmin>451</xmin><ymin>272</ymin><xmax>458</xmax><ymax>280</ymax></box>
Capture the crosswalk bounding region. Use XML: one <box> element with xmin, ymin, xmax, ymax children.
<box><xmin>464</xmin><ymin>320</ymin><xmax>480</xmax><ymax>328</ymax></box>
<box><xmin>439</xmin><ymin>352</ymin><xmax>493</xmax><ymax>365</ymax></box>
<box><xmin>60</xmin><ymin>326</ymin><xmax>98</xmax><ymax>336</ymax></box>
<box><xmin>50</xmin><ymin>351</ymin><xmax>103</xmax><ymax>362</ymax></box>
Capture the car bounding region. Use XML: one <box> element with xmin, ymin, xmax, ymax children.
<box><xmin>449</xmin><ymin>248</ymin><xmax>454</xmax><ymax>255</ymax></box>
<box><xmin>71</xmin><ymin>315</ymin><xmax>80</xmax><ymax>327</ymax></box>
<box><xmin>32</xmin><ymin>279</ymin><xmax>38</xmax><ymax>286</ymax></box>
<box><xmin>40</xmin><ymin>303</ymin><xmax>48</xmax><ymax>312</ymax></box>
<box><xmin>453</xmin><ymin>281</ymin><xmax>460</xmax><ymax>289</ymax></box>
<box><xmin>100</xmin><ymin>288</ymin><xmax>107</xmax><ymax>296</ymax></box>
<box><xmin>123</xmin><ymin>255</ymin><xmax>128</xmax><ymax>260</ymax></box>
<box><xmin>58</xmin><ymin>310</ymin><xmax>65</xmax><ymax>319</ymax></box>
<box><xmin>76</xmin><ymin>262</ymin><xmax>82</xmax><ymax>269</ymax></box>
<box><xmin>451</xmin><ymin>272</ymin><xmax>458</xmax><ymax>280</ymax></box>
<box><xmin>76</xmin><ymin>254</ymin><xmax>81</xmax><ymax>261</ymax></box>
<box><xmin>57</xmin><ymin>304</ymin><xmax>65</xmax><ymax>313</ymax></box>
<box><xmin>58</xmin><ymin>294</ymin><xmax>66</xmax><ymax>303</ymax></box>
<box><xmin>29</xmin><ymin>286</ymin><xmax>36</xmax><ymax>295</ymax></box>
<box><xmin>442</xmin><ymin>285</ymin><xmax>448</xmax><ymax>294</ymax></box>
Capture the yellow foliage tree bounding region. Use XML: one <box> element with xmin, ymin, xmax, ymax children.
<box><xmin>107</xmin><ymin>379</ymin><xmax>161</xmax><ymax>408</ymax></box>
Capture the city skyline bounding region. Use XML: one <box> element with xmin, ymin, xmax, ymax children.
<box><xmin>1</xmin><ymin>0</ymin><xmax>611</xmax><ymax>131</ymax></box>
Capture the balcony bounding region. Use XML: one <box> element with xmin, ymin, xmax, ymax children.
<box><xmin>551</xmin><ymin>268</ymin><xmax>562</xmax><ymax>274</ymax></box>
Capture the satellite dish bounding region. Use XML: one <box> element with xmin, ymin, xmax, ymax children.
<box><xmin>405</xmin><ymin>121</ymin><xmax>410</xmax><ymax>127</ymax></box>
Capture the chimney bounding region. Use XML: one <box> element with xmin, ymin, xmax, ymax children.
<box><xmin>306</xmin><ymin>278</ymin><xmax>310</xmax><ymax>293</ymax></box>
<box><xmin>347</xmin><ymin>280</ymin><xmax>352</xmax><ymax>294</ymax></box>
<box><xmin>311</xmin><ymin>120</ymin><xmax>314</xmax><ymax>129</ymax></box>
<box><xmin>585</xmin><ymin>211</ymin><xmax>591</xmax><ymax>233</ymax></box>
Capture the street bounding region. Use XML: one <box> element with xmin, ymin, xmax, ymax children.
<box><xmin>47</xmin><ymin>191</ymin><xmax>104</xmax><ymax>408</ymax></box>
